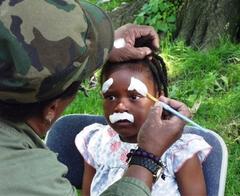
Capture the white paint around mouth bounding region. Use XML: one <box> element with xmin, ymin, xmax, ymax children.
<box><xmin>128</xmin><ymin>77</ymin><xmax>148</xmax><ymax>96</ymax></box>
<box><xmin>109</xmin><ymin>112</ymin><xmax>134</xmax><ymax>124</ymax></box>
<box><xmin>102</xmin><ymin>78</ymin><xmax>113</xmax><ymax>93</ymax></box>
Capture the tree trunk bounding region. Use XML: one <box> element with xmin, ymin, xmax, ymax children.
<box><xmin>175</xmin><ymin>0</ymin><xmax>240</xmax><ymax>48</ymax></box>
<box><xmin>107</xmin><ymin>0</ymin><xmax>148</xmax><ymax>29</ymax></box>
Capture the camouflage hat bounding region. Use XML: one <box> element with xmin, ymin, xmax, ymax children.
<box><xmin>0</xmin><ymin>0</ymin><xmax>113</xmax><ymax>103</ymax></box>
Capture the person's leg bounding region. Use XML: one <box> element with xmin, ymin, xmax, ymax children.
<box><xmin>45</xmin><ymin>114</ymin><xmax>106</xmax><ymax>188</ymax></box>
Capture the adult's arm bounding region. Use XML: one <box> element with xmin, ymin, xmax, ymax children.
<box><xmin>0</xmin><ymin>147</ymin><xmax>78</xmax><ymax>196</ymax></box>
<box><xmin>101</xmin><ymin>96</ymin><xmax>191</xmax><ymax>195</ymax></box>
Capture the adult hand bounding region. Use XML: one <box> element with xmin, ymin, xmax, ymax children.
<box><xmin>137</xmin><ymin>96</ymin><xmax>191</xmax><ymax>157</ymax></box>
<box><xmin>108</xmin><ymin>24</ymin><xmax>159</xmax><ymax>62</ymax></box>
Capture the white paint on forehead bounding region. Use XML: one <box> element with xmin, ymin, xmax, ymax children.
<box><xmin>109</xmin><ymin>112</ymin><xmax>134</xmax><ymax>124</ymax></box>
<box><xmin>102</xmin><ymin>78</ymin><xmax>113</xmax><ymax>93</ymax></box>
<box><xmin>128</xmin><ymin>77</ymin><xmax>148</xmax><ymax>96</ymax></box>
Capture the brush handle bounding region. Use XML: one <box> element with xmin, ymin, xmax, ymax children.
<box><xmin>147</xmin><ymin>93</ymin><xmax>207</xmax><ymax>132</ymax></box>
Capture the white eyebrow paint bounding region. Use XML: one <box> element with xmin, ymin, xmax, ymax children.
<box><xmin>109</xmin><ymin>112</ymin><xmax>134</xmax><ymax>124</ymax></box>
<box><xmin>128</xmin><ymin>77</ymin><xmax>148</xmax><ymax>96</ymax></box>
<box><xmin>102</xmin><ymin>78</ymin><xmax>113</xmax><ymax>93</ymax></box>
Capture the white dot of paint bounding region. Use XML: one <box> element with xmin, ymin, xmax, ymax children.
<box><xmin>113</xmin><ymin>38</ymin><xmax>126</xmax><ymax>49</ymax></box>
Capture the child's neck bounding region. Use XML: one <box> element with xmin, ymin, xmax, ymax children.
<box><xmin>119</xmin><ymin>135</ymin><xmax>137</xmax><ymax>143</ymax></box>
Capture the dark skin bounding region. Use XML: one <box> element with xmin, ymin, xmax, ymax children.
<box><xmin>176</xmin><ymin>154</ymin><xmax>207</xmax><ymax>195</ymax></box>
<box><xmin>26</xmin><ymin>96</ymin><xmax>75</xmax><ymax>138</ymax></box>
<box><xmin>108</xmin><ymin>24</ymin><xmax>159</xmax><ymax>62</ymax></box>
<box><xmin>103</xmin><ymin>68</ymin><xmax>156</xmax><ymax>143</ymax></box>
<box><xmin>82</xmin><ymin>162</ymin><xmax>96</xmax><ymax>196</ymax></box>
<box><xmin>82</xmin><ymin>65</ymin><xmax>206</xmax><ymax>195</ymax></box>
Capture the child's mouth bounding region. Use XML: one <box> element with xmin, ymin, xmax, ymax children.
<box><xmin>114</xmin><ymin>119</ymin><xmax>132</xmax><ymax>126</ymax></box>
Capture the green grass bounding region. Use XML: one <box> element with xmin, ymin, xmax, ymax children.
<box><xmin>65</xmin><ymin>39</ymin><xmax>240</xmax><ymax>196</ymax></box>
<box><xmin>162</xmin><ymin>39</ymin><xmax>240</xmax><ymax>196</ymax></box>
<box><xmin>88</xmin><ymin>0</ymin><xmax>133</xmax><ymax>11</ymax></box>
<box><xmin>64</xmin><ymin>85</ymin><xmax>103</xmax><ymax>115</ymax></box>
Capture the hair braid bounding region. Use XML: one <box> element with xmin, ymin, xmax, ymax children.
<box><xmin>100</xmin><ymin>54</ymin><xmax>168</xmax><ymax>97</ymax></box>
<box><xmin>148</xmin><ymin>53</ymin><xmax>168</xmax><ymax>97</ymax></box>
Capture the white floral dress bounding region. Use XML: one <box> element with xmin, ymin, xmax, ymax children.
<box><xmin>75</xmin><ymin>123</ymin><xmax>212</xmax><ymax>196</ymax></box>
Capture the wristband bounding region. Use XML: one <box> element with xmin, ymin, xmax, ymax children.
<box><xmin>127</xmin><ymin>147</ymin><xmax>165</xmax><ymax>182</ymax></box>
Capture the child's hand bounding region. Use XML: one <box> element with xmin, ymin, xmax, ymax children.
<box><xmin>108</xmin><ymin>24</ymin><xmax>159</xmax><ymax>62</ymax></box>
<box><xmin>137</xmin><ymin>96</ymin><xmax>191</xmax><ymax>157</ymax></box>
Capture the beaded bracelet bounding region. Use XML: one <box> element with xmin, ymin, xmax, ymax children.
<box><xmin>126</xmin><ymin>147</ymin><xmax>166</xmax><ymax>181</ymax></box>
<box><xmin>126</xmin><ymin>147</ymin><xmax>162</xmax><ymax>165</ymax></box>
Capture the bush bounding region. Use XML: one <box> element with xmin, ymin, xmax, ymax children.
<box><xmin>88</xmin><ymin>0</ymin><xmax>133</xmax><ymax>11</ymax></box>
<box><xmin>135</xmin><ymin>0</ymin><xmax>182</xmax><ymax>37</ymax></box>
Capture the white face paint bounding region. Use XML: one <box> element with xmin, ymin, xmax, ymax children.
<box><xmin>102</xmin><ymin>78</ymin><xmax>113</xmax><ymax>93</ymax></box>
<box><xmin>109</xmin><ymin>112</ymin><xmax>134</xmax><ymax>124</ymax></box>
<box><xmin>113</xmin><ymin>38</ymin><xmax>126</xmax><ymax>49</ymax></box>
<box><xmin>128</xmin><ymin>77</ymin><xmax>148</xmax><ymax>96</ymax></box>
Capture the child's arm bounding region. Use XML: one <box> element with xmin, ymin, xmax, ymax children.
<box><xmin>175</xmin><ymin>154</ymin><xmax>207</xmax><ymax>196</ymax></box>
<box><xmin>82</xmin><ymin>161</ymin><xmax>96</xmax><ymax>196</ymax></box>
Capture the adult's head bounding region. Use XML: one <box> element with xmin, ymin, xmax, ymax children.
<box><xmin>0</xmin><ymin>0</ymin><xmax>113</xmax><ymax>136</ymax></box>
<box><xmin>0</xmin><ymin>0</ymin><xmax>113</xmax><ymax>104</ymax></box>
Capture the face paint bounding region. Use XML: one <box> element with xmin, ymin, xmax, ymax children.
<box><xmin>109</xmin><ymin>112</ymin><xmax>134</xmax><ymax>124</ymax></box>
<box><xmin>113</xmin><ymin>38</ymin><xmax>126</xmax><ymax>49</ymax></box>
<box><xmin>102</xmin><ymin>78</ymin><xmax>113</xmax><ymax>93</ymax></box>
<box><xmin>128</xmin><ymin>77</ymin><xmax>148</xmax><ymax>96</ymax></box>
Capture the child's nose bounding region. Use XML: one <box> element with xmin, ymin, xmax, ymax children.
<box><xmin>114</xmin><ymin>99</ymin><xmax>128</xmax><ymax>112</ymax></box>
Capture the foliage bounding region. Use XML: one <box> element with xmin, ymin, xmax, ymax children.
<box><xmin>88</xmin><ymin>0</ymin><xmax>133</xmax><ymax>11</ymax></box>
<box><xmin>64</xmin><ymin>83</ymin><xmax>103</xmax><ymax>115</ymax></box>
<box><xmin>134</xmin><ymin>0</ymin><xmax>181</xmax><ymax>37</ymax></box>
<box><xmin>162</xmin><ymin>39</ymin><xmax>240</xmax><ymax>131</ymax></box>
<box><xmin>161</xmin><ymin>38</ymin><xmax>240</xmax><ymax>196</ymax></box>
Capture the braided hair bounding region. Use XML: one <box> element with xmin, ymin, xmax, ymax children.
<box><xmin>100</xmin><ymin>53</ymin><xmax>168</xmax><ymax>97</ymax></box>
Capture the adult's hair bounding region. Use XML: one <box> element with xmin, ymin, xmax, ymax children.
<box><xmin>100</xmin><ymin>53</ymin><xmax>168</xmax><ymax>96</ymax></box>
<box><xmin>0</xmin><ymin>81</ymin><xmax>81</xmax><ymax>122</ymax></box>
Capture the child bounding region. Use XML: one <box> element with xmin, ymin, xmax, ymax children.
<box><xmin>75</xmin><ymin>54</ymin><xmax>212</xmax><ymax>196</ymax></box>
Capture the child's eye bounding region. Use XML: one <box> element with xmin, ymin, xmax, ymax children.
<box><xmin>130</xmin><ymin>95</ymin><xmax>141</xmax><ymax>100</ymax></box>
<box><xmin>104</xmin><ymin>95</ymin><xmax>116</xmax><ymax>101</ymax></box>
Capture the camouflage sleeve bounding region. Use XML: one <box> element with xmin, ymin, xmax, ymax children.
<box><xmin>101</xmin><ymin>177</ymin><xmax>151</xmax><ymax>196</ymax></box>
<box><xmin>0</xmin><ymin>146</ymin><xmax>78</xmax><ymax>196</ymax></box>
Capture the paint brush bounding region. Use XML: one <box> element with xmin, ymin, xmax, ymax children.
<box><xmin>146</xmin><ymin>93</ymin><xmax>206</xmax><ymax>130</ymax></box>
<box><xmin>128</xmin><ymin>77</ymin><xmax>207</xmax><ymax>131</ymax></box>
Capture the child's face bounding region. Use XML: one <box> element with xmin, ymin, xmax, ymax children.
<box><xmin>102</xmin><ymin>67</ymin><xmax>157</xmax><ymax>143</ymax></box>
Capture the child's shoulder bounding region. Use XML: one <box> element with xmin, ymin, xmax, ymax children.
<box><xmin>75</xmin><ymin>123</ymin><xmax>117</xmax><ymax>147</ymax></box>
<box><xmin>76</xmin><ymin>122</ymin><xmax>109</xmax><ymax>139</ymax></box>
<box><xmin>169</xmin><ymin>133</ymin><xmax>211</xmax><ymax>153</ymax></box>
<box><xmin>82</xmin><ymin>122</ymin><xmax>107</xmax><ymax>132</ymax></box>
<box><xmin>75</xmin><ymin>123</ymin><xmax>110</xmax><ymax>152</ymax></box>
<box><xmin>178</xmin><ymin>133</ymin><xmax>207</xmax><ymax>145</ymax></box>
<box><xmin>162</xmin><ymin>133</ymin><xmax>212</xmax><ymax>174</ymax></box>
